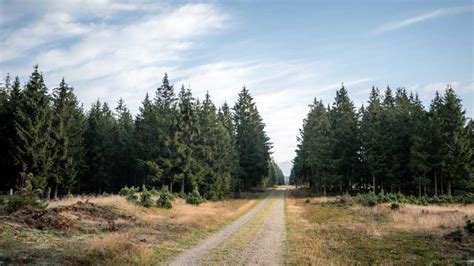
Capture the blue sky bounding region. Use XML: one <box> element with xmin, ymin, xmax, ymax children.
<box><xmin>0</xmin><ymin>0</ymin><xmax>473</xmax><ymax>175</ymax></box>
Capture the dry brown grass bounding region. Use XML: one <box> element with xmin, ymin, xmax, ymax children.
<box><xmin>286</xmin><ymin>192</ymin><xmax>474</xmax><ymax>265</ymax></box>
<box><xmin>2</xmin><ymin>192</ymin><xmax>264</xmax><ymax>264</ymax></box>
<box><xmin>355</xmin><ymin>203</ymin><xmax>474</xmax><ymax>233</ymax></box>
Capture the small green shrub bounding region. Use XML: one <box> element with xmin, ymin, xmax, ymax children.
<box><xmin>458</xmin><ymin>193</ymin><xmax>474</xmax><ymax>204</ymax></box>
<box><xmin>119</xmin><ymin>185</ymin><xmax>131</xmax><ymax>196</ymax></box>
<box><xmin>66</xmin><ymin>191</ymin><xmax>73</xmax><ymax>199</ymax></box>
<box><xmin>1</xmin><ymin>181</ymin><xmax>46</xmax><ymax>214</ymax></box>
<box><xmin>140</xmin><ymin>186</ymin><xmax>153</xmax><ymax>208</ymax></box>
<box><xmin>465</xmin><ymin>220</ymin><xmax>474</xmax><ymax>235</ymax></box>
<box><xmin>390</xmin><ymin>202</ymin><xmax>400</xmax><ymax>210</ymax></box>
<box><xmin>445</xmin><ymin>228</ymin><xmax>464</xmax><ymax>242</ymax></box>
<box><xmin>101</xmin><ymin>191</ymin><xmax>111</xmax><ymax>197</ymax></box>
<box><xmin>157</xmin><ymin>187</ymin><xmax>173</xmax><ymax>209</ymax></box>
<box><xmin>150</xmin><ymin>187</ymin><xmax>160</xmax><ymax>196</ymax></box>
<box><xmin>305</xmin><ymin>198</ymin><xmax>310</xmax><ymax>204</ymax></box>
<box><xmin>126</xmin><ymin>190</ymin><xmax>138</xmax><ymax>202</ymax></box>
<box><xmin>337</xmin><ymin>193</ymin><xmax>355</xmax><ymax>206</ymax></box>
<box><xmin>186</xmin><ymin>188</ymin><xmax>205</xmax><ymax>205</ymax></box>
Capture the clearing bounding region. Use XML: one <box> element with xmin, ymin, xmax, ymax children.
<box><xmin>0</xmin><ymin>192</ymin><xmax>264</xmax><ymax>264</ymax></box>
<box><xmin>286</xmin><ymin>188</ymin><xmax>474</xmax><ymax>264</ymax></box>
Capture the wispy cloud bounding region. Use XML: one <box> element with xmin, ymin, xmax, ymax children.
<box><xmin>372</xmin><ymin>5</ymin><xmax>473</xmax><ymax>34</ymax></box>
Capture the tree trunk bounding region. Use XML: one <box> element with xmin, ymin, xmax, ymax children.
<box><xmin>323</xmin><ymin>185</ymin><xmax>326</xmax><ymax>197</ymax></box>
<box><xmin>423</xmin><ymin>173</ymin><xmax>427</xmax><ymax>196</ymax></box>
<box><xmin>418</xmin><ymin>179</ymin><xmax>421</xmax><ymax>197</ymax></box>
<box><xmin>440</xmin><ymin>175</ymin><xmax>444</xmax><ymax>195</ymax></box>
<box><xmin>180</xmin><ymin>177</ymin><xmax>185</xmax><ymax>194</ymax></box>
<box><xmin>54</xmin><ymin>185</ymin><xmax>58</xmax><ymax>200</ymax></box>
<box><xmin>434</xmin><ymin>170</ymin><xmax>438</xmax><ymax>196</ymax></box>
<box><xmin>447</xmin><ymin>180</ymin><xmax>452</xmax><ymax>196</ymax></box>
<box><xmin>170</xmin><ymin>180</ymin><xmax>173</xmax><ymax>193</ymax></box>
<box><xmin>372</xmin><ymin>173</ymin><xmax>376</xmax><ymax>193</ymax></box>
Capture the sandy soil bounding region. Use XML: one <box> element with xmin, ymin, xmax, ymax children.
<box><xmin>168</xmin><ymin>189</ymin><xmax>287</xmax><ymax>265</ymax></box>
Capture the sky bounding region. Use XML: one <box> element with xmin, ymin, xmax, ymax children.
<box><xmin>0</xmin><ymin>0</ymin><xmax>473</xmax><ymax>176</ymax></box>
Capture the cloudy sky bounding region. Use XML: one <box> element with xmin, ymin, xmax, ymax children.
<box><xmin>0</xmin><ymin>0</ymin><xmax>473</xmax><ymax>175</ymax></box>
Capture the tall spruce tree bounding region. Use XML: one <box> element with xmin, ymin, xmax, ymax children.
<box><xmin>408</xmin><ymin>94</ymin><xmax>430</xmax><ymax>196</ymax></box>
<box><xmin>51</xmin><ymin>78</ymin><xmax>85</xmax><ymax>197</ymax></box>
<box><xmin>84</xmin><ymin>101</ymin><xmax>116</xmax><ymax>193</ymax></box>
<box><xmin>233</xmin><ymin>87</ymin><xmax>271</xmax><ymax>189</ymax></box>
<box><xmin>439</xmin><ymin>86</ymin><xmax>471</xmax><ymax>196</ymax></box>
<box><xmin>360</xmin><ymin>87</ymin><xmax>385</xmax><ymax>192</ymax></box>
<box><xmin>14</xmin><ymin>66</ymin><xmax>55</xmax><ymax>189</ymax></box>
<box><xmin>113</xmin><ymin>98</ymin><xmax>135</xmax><ymax>190</ymax></box>
<box><xmin>329</xmin><ymin>86</ymin><xmax>359</xmax><ymax>192</ymax></box>
<box><xmin>174</xmin><ymin>85</ymin><xmax>199</xmax><ymax>193</ymax></box>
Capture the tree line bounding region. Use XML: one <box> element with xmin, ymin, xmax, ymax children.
<box><xmin>0</xmin><ymin>65</ymin><xmax>274</xmax><ymax>199</ymax></box>
<box><xmin>290</xmin><ymin>85</ymin><xmax>473</xmax><ymax>196</ymax></box>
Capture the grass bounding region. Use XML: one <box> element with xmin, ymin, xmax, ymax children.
<box><xmin>286</xmin><ymin>188</ymin><xmax>474</xmax><ymax>265</ymax></box>
<box><xmin>0</xmin><ymin>191</ymin><xmax>265</xmax><ymax>265</ymax></box>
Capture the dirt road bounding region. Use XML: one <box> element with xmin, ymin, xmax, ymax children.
<box><xmin>169</xmin><ymin>189</ymin><xmax>287</xmax><ymax>265</ymax></box>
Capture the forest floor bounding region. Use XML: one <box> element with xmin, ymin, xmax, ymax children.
<box><xmin>2</xmin><ymin>187</ymin><xmax>473</xmax><ymax>265</ymax></box>
<box><xmin>286</xmin><ymin>188</ymin><xmax>474</xmax><ymax>265</ymax></box>
<box><xmin>0</xmin><ymin>191</ymin><xmax>265</xmax><ymax>265</ymax></box>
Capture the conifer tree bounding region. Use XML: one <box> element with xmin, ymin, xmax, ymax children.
<box><xmin>408</xmin><ymin>95</ymin><xmax>430</xmax><ymax>196</ymax></box>
<box><xmin>233</xmin><ymin>87</ymin><xmax>271</xmax><ymax>189</ymax></box>
<box><xmin>174</xmin><ymin>85</ymin><xmax>199</xmax><ymax>193</ymax></box>
<box><xmin>439</xmin><ymin>87</ymin><xmax>471</xmax><ymax>196</ymax></box>
<box><xmin>428</xmin><ymin>91</ymin><xmax>444</xmax><ymax>195</ymax></box>
<box><xmin>113</xmin><ymin>98</ymin><xmax>135</xmax><ymax>190</ymax></box>
<box><xmin>329</xmin><ymin>86</ymin><xmax>359</xmax><ymax>192</ymax></box>
<box><xmin>84</xmin><ymin>101</ymin><xmax>116</xmax><ymax>193</ymax></box>
<box><xmin>51</xmin><ymin>78</ymin><xmax>85</xmax><ymax>197</ymax></box>
<box><xmin>360</xmin><ymin>87</ymin><xmax>385</xmax><ymax>192</ymax></box>
<box><xmin>14</xmin><ymin>65</ymin><xmax>55</xmax><ymax>189</ymax></box>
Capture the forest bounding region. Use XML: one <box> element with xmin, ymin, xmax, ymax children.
<box><xmin>291</xmin><ymin>85</ymin><xmax>473</xmax><ymax>196</ymax></box>
<box><xmin>0</xmin><ymin>65</ymin><xmax>285</xmax><ymax>199</ymax></box>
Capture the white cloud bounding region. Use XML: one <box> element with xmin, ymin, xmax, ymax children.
<box><xmin>0</xmin><ymin>0</ymin><xmax>378</xmax><ymax>171</ymax></box>
<box><xmin>373</xmin><ymin>5</ymin><xmax>473</xmax><ymax>34</ymax></box>
<box><xmin>0</xmin><ymin>12</ymin><xmax>91</xmax><ymax>62</ymax></box>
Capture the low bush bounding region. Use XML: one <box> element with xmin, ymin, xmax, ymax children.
<box><xmin>66</xmin><ymin>191</ymin><xmax>73</xmax><ymax>199</ymax></box>
<box><xmin>0</xmin><ymin>181</ymin><xmax>46</xmax><ymax>214</ymax></box>
<box><xmin>337</xmin><ymin>193</ymin><xmax>355</xmax><ymax>206</ymax></box>
<box><xmin>465</xmin><ymin>220</ymin><xmax>474</xmax><ymax>235</ymax></box>
<box><xmin>186</xmin><ymin>188</ymin><xmax>205</xmax><ymax>205</ymax></box>
<box><xmin>119</xmin><ymin>185</ymin><xmax>130</xmax><ymax>196</ymax></box>
<box><xmin>348</xmin><ymin>191</ymin><xmax>471</xmax><ymax>207</ymax></box>
<box><xmin>390</xmin><ymin>202</ymin><xmax>400</xmax><ymax>210</ymax></box>
<box><xmin>150</xmin><ymin>187</ymin><xmax>160</xmax><ymax>196</ymax></box>
<box><xmin>445</xmin><ymin>228</ymin><xmax>464</xmax><ymax>242</ymax></box>
<box><xmin>126</xmin><ymin>189</ymin><xmax>138</xmax><ymax>202</ymax></box>
<box><xmin>156</xmin><ymin>187</ymin><xmax>172</xmax><ymax>209</ymax></box>
<box><xmin>140</xmin><ymin>186</ymin><xmax>153</xmax><ymax>208</ymax></box>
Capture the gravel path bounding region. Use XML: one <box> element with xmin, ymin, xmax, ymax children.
<box><xmin>237</xmin><ymin>189</ymin><xmax>286</xmax><ymax>265</ymax></box>
<box><xmin>168</xmin><ymin>189</ymin><xmax>286</xmax><ymax>266</ymax></box>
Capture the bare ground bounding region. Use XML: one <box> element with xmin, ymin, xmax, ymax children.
<box><xmin>169</xmin><ymin>189</ymin><xmax>287</xmax><ymax>265</ymax></box>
